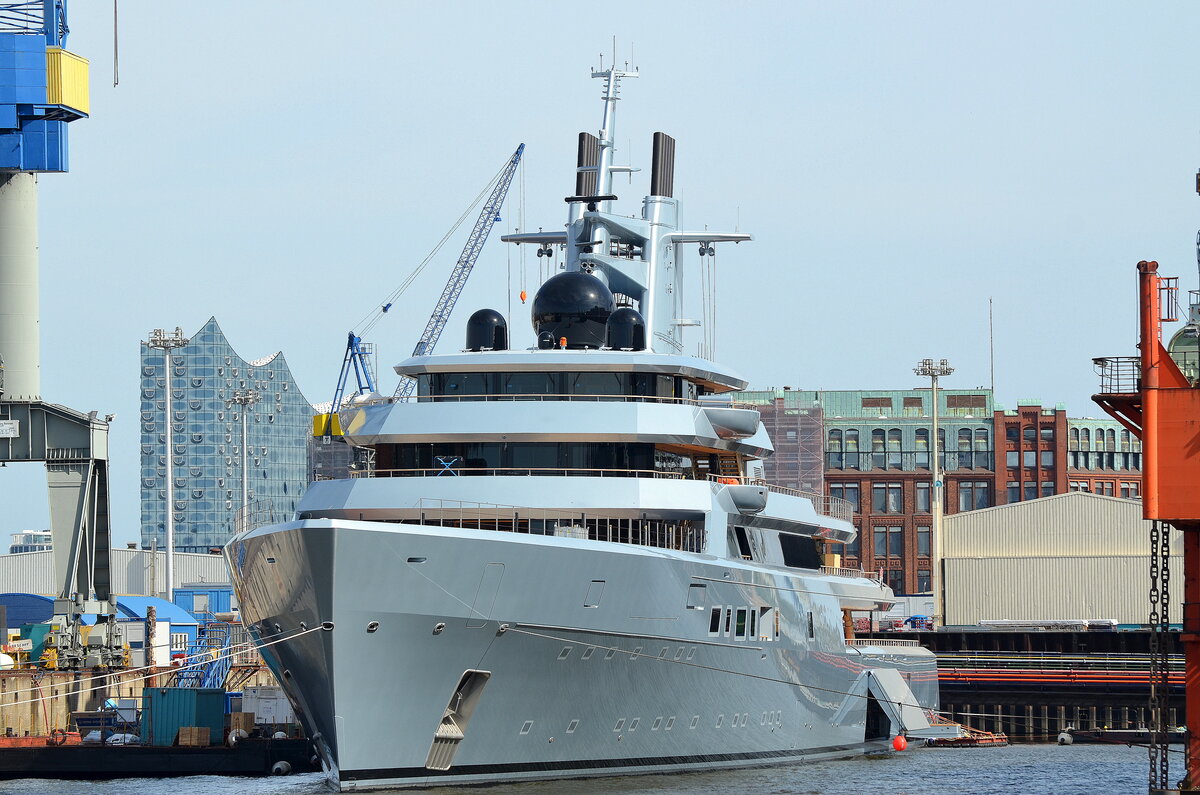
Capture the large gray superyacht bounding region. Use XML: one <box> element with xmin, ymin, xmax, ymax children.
<box><xmin>226</xmin><ymin>67</ymin><xmax>940</xmax><ymax>791</ymax></box>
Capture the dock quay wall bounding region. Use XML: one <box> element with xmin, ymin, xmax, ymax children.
<box><xmin>862</xmin><ymin>629</ymin><xmax>1183</xmax><ymax>741</ymax></box>
<box><xmin>0</xmin><ymin>667</ymin><xmax>279</xmax><ymax>737</ymax></box>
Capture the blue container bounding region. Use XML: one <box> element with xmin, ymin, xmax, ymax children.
<box><xmin>140</xmin><ymin>687</ymin><xmax>225</xmax><ymax>746</ymax></box>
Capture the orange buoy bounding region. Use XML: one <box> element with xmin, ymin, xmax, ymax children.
<box><xmin>892</xmin><ymin>735</ymin><xmax>908</xmax><ymax>751</ymax></box>
<box><xmin>520</xmin><ymin>289</ymin><xmax>527</xmax><ymax>303</ymax></box>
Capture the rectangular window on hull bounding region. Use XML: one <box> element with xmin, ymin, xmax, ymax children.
<box><xmin>758</xmin><ymin>607</ymin><xmax>776</xmax><ymax>641</ymax></box>
<box><xmin>708</xmin><ymin>606</ymin><xmax>722</xmax><ymax>636</ymax></box>
<box><xmin>735</xmin><ymin>608</ymin><xmax>748</xmax><ymax>639</ymax></box>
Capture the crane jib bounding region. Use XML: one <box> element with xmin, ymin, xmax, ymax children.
<box><xmin>393</xmin><ymin>143</ymin><xmax>525</xmax><ymax>398</ymax></box>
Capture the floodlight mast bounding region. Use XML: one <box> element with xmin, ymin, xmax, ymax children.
<box><xmin>914</xmin><ymin>358</ymin><xmax>954</xmax><ymax>628</ymax></box>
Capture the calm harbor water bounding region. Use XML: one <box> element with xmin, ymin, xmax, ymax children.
<box><xmin>0</xmin><ymin>744</ymin><xmax>1163</xmax><ymax>795</ymax></box>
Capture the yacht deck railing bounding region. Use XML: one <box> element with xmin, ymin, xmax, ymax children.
<box><xmin>404</xmin><ymin>498</ymin><xmax>705</xmax><ymax>553</ymax></box>
<box><xmin>354</xmin><ymin>467</ymin><xmax>685</xmax><ymax>479</ymax></box>
<box><xmin>820</xmin><ymin>565</ymin><xmax>883</xmax><ymax>583</ymax></box>
<box><xmin>845</xmin><ymin>638</ymin><xmax>923</xmax><ymax>648</ymax></box>
<box><xmin>354</xmin><ymin>392</ymin><xmax>765</xmax><ymax>409</ymax></box>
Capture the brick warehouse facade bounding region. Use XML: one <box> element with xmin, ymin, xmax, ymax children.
<box><xmin>737</xmin><ymin>389</ymin><xmax>1142</xmax><ymax>596</ymax></box>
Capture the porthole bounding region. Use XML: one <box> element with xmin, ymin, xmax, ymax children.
<box><xmin>651</xmin><ymin>717</ymin><xmax>662</xmax><ymax>731</ymax></box>
<box><xmin>665</xmin><ymin>717</ymin><xmax>675</xmax><ymax>730</ymax></box>
<box><xmin>558</xmin><ymin>647</ymin><xmax>571</xmax><ymax>660</ymax></box>
<box><xmin>366</xmin><ymin>621</ymin><xmax>379</xmax><ymax>633</ymax></box>
<box><xmin>520</xmin><ymin>721</ymin><xmax>533</xmax><ymax>735</ymax></box>
<box><xmin>581</xmin><ymin>647</ymin><xmax>595</xmax><ymax>660</ymax></box>
<box><xmin>690</xmin><ymin>715</ymin><xmax>700</xmax><ymax>729</ymax></box>
<box><xmin>613</xmin><ymin>719</ymin><xmax>625</xmax><ymax>732</ymax></box>
<box><xmin>674</xmin><ymin>647</ymin><xmax>684</xmax><ymax>661</ymax></box>
<box><xmin>628</xmin><ymin>718</ymin><xmax>639</xmax><ymax>731</ymax></box>
<box><xmin>566</xmin><ymin>720</ymin><xmax>579</xmax><ymax>734</ymax></box>
<box><xmin>715</xmin><ymin>714</ymin><xmax>723</xmax><ymax>729</ymax></box>
<box><xmin>631</xmin><ymin>646</ymin><xmax>643</xmax><ymax>660</ymax></box>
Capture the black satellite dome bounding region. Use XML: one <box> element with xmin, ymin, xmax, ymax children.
<box><xmin>605</xmin><ymin>307</ymin><xmax>646</xmax><ymax>351</ymax></box>
<box><xmin>465</xmin><ymin>309</ymin><xmax>508</xmax><ymax>351</ymax></box>
<box><xmin>530</xmin><ymin>271</ymin><xmax>615</xmax><ymax>349</ymax></box>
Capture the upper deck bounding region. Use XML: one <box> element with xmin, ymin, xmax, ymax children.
<box><xmin>394</xmin><ymin>349</ymin><xmax>749</xmax><ymax>394</ymax></box>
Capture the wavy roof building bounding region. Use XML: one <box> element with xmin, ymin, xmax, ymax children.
<box><xmin>139</xmin><ymin>318</ymin><xmax>315</xmax><ymax>552</ymax></box>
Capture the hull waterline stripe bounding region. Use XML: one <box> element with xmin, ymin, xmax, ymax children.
<box><xmin>341</xmin><ymin>743</ymin><xmax>861</xmax><ymax>781</ymax></box>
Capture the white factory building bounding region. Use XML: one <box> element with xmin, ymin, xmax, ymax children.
<box><xmin>943</xmin><ymin>491</ymin><xmax>1179</xmax><ymax>626</ymax></box>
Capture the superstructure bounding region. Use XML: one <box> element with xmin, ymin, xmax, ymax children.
<box><xmin>226</xmin><ymin>65</ymin><xmax>939</xmax><ymax>791</ymax></box>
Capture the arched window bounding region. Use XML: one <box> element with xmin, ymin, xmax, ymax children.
<box><xmin>1106</xmin><ymin>429</ymin><xmax>1116</xmax><ymax>451</ymax></box>
<box><xmin>1069</xmin><ymin>427</ymin><xmax>1080</xmax><ymax>450</ymax></box>
<box><xmin>974</xmin><ymin>429</ymin><xmax>990</xmax><ymax>467</ymax></box>
<box><xmin>871</xmin><ymin>429</ymin><xmax>885</xmax><ymax>469</ymax></box>
<box><xmin>915</xmin><ymin>428</ymin><xmax>930</xmax><ymax>468</ymax></box>
<box><xmin>844</xmin><ymin>429</ymin><xmax>860</xmax><ymax>468</ymax></box>
<box><xmin>958</xmin><ymin>428</ymin><xmax>972</xmax><ymax>451</ymax></box>
<box><xmin>1081</xmin><ymin>428</ymin><xmax>1091</xmax><ymax>450</ymax></box>
<box><xmin>887</xmin><ymin>429</ymin><xmax>902</xmax><ymax>468</ymax></box>
<box><xmin>1120</xmin><ymin>429</ymin><xmax>1130</xmax><ymax>452</ymax></box>
<box><xmin>827</xmin><ymin>429</ymin><xmax>843</xmax><ymax>468</ymax></box>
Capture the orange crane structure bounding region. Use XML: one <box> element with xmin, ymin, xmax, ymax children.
<box><xmin>1094</xmin><ymin>258</ymin><xmax>1200</xmax><ymax>793</ymax></box>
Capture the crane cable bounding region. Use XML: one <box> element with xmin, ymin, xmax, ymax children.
<box><xmin>352</xmin><ymin>160</ymin><xmax>511</xmax><ymax>339</ymax></box>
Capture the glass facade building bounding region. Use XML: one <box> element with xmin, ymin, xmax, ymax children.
<box><xmin>140</xmin><ymin>318</ymin><xmax>315</xmax><ymax>552</ymax></box>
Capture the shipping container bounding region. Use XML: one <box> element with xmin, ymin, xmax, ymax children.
<box><xmin>241</xmin><ymin>686</ymin><xmax>295</xmax><ymax>725</ymax></box>
<box><xmin>140</xmin><ymin>687</ymin><xmax>225</xmax><ymax>746</ymax></box>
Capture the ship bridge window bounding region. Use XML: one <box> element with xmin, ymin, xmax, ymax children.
<box><xmin>504</xmin><ymin>372</ymin><xmax>557</xmax><ymax>396</ymax></box>
<box><xmin>377</xmin><ymin>442</ymin><xmax>656</xmax><ymax>475</ymax></box>
<box><xmin>779</xmin><ymin>534</ymin><xmax>822</xmax><ymax>570</ymax></box>
<box><xmin>417</xmin><ymin>371</ymin><xmax>687</xmax><ymax>402</ymax></box>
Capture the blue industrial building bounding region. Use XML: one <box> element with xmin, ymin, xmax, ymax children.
<box><xmin>0</xmin><ymin>592</ymin><xmax>200</xmax><ymax>645</ymax></box>
<box><xmin>140</xmin><ymin>318</ymin><xmax>317</xmax><ymax>552</ymax></box>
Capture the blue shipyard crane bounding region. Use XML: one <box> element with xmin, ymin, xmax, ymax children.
<box><xmin>393</xmin><ymin>142</ymin><xmax>525</xmax><ymax>397</ymax></box>
<box><xmin>0</xmin><ymin>1</ymin><xmax>127</xmax><ymax>668</ymax></box>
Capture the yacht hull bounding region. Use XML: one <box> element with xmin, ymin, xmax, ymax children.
<box><xmin>228</xmin><ymin>519</ymin><xmax>938</xmax><ymax>791</ymax></box>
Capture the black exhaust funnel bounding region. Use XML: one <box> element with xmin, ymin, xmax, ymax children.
<box><xmin>651</xmin><ymin>132</ymin><xmax>675</xmax><ymax>198</ymax></box>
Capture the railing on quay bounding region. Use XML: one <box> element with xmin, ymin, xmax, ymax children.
<box><xmin>354</xmin><ymin>467</ymin><xmax>686</xmax><ymax>480</ymax></box>
<box><xmin>407</xmin><ymin>497</ymin><xmax>705</xmax><ymax>554</ymax></box>
<box><xmin>936</xmin><ymin>650</ymin><xmax>1183</xmax><ymax>672</ymax></box>
<box><xmin>706</xmin><ymin>475</ymin><xmax>854</xmax><ymax>523</ymax></box>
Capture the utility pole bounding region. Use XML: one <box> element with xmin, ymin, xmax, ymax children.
<box><xmin>146</xmin><ymin>327</ymin><xmax>189</xmax><ymax>600</ymax></box>
<box><xmin>915</xmin><ymin>357</ymin><xmax>953</xmax><ymax>628</ymax></box>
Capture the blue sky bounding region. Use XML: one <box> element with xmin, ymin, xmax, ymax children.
<box><xmin>6</xmin><ymin>2</ymin><xmax>1200</xmax><ymax>547</ymax></box>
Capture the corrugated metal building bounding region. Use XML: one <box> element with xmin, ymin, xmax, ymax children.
<box><xmin>0</xmin><ymin>548</ymin><xmax>230</xmax><ymax>597</ymax></box>
<box><xmin>942</xmin><ymin>491</ymin><xmax>1180</xmax><ymax>625</ymax></box>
